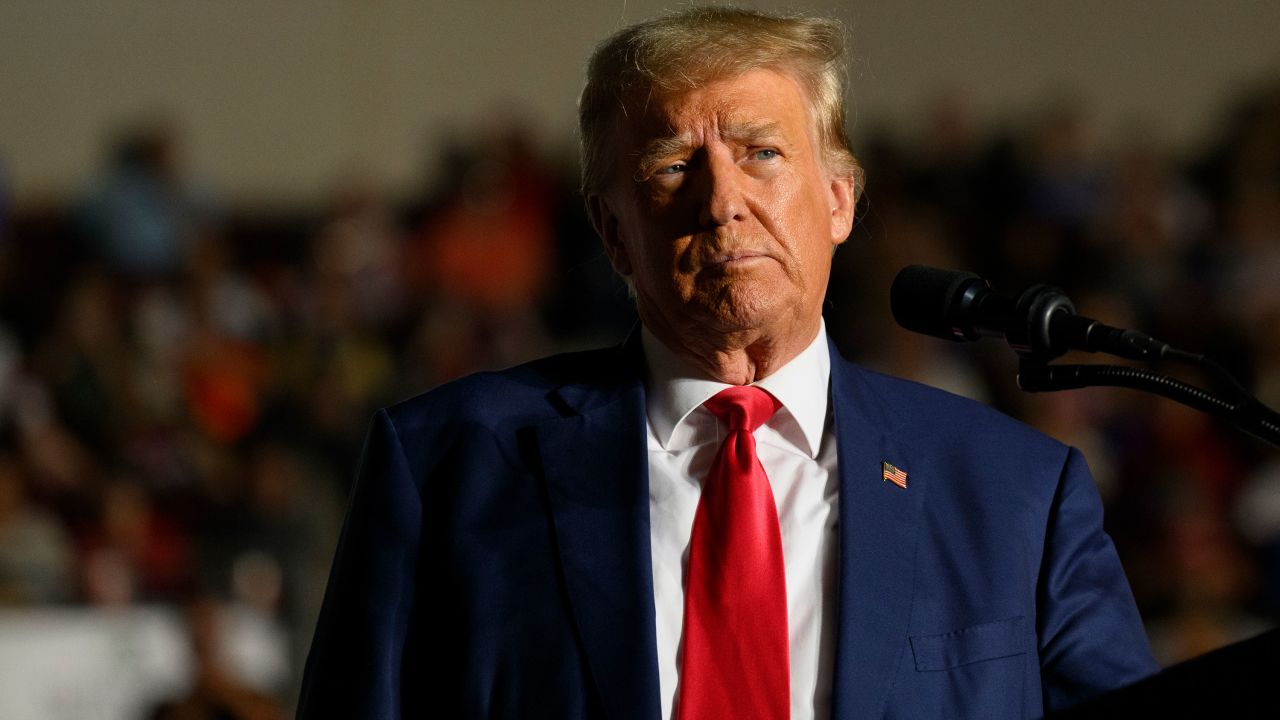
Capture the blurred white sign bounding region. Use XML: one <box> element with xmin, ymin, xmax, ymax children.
<box><xmin>0</xmin><ymin>606</ymin><xmax>287</xmax><ymax>720</ymax></box>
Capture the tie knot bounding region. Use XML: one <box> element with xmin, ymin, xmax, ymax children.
<box><xmin>703</xmin><ymin>386</ymin><xmax>781</xmax><ymax>433</ymax></box>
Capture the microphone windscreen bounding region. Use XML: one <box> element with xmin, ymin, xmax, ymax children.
<box><xmin>890</xmin><ymin>265</ymin><xmax>982</xmax><ymax>341</ymax></box>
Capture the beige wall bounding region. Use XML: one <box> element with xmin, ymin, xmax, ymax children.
<box><xmin>2</xmin><ymin>0</ymin><xmax>1277</xmax><ymax>207</ymax></box>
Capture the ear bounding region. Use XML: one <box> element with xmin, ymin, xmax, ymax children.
<box><xmin>587</xmin><ymin>193</ymin><xmax>633</xmax><ymax>276</ymax></box>
<box><xmin>827</xmin><ymin>170</ymin><xmax>858</xmax><ymax>248</ymax></box>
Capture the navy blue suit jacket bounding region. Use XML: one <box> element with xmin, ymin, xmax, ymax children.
<box><xmin>298</xmin><ymin>337</ymin><xmax>1157</xmax><ymax>719</ymax></box>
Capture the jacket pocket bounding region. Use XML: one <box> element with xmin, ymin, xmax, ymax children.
<box><xmin>909</xmin><ymin>616</ymin><xmax>1027</xmax><ymax>672</ymax></box>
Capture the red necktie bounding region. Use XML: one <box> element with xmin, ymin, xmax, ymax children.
<box><xmin>676</xmin><ymin>386</ymin><xmax>789</xmax><ymax>720</ymax></box>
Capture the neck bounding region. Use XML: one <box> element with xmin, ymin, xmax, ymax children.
<box><xmin>642</xmin><ymin>313</ymin><xmax>821</xmax><ymax>385</ymax></box>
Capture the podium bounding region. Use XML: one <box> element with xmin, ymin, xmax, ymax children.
<box><xmin>1052</xmin><ymin>627</ymin><xmax>1280</xmax><ymax>718</ymax></box>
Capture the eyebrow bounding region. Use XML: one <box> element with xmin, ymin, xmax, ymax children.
<box><xmin>633</xmin><ymin>120</ymin><xmax>784</xmax><ymax>179</ymax></box>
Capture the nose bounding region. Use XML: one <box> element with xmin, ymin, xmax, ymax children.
<box><xmin>697</xmin><ymin>149</ymin><xmax>745</xmax><ymax>227</ymax></box>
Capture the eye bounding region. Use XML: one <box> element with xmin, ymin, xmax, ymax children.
<box><xmin>749</xmin><ymin>148</ymin><xmax>780</xmax><ymax>161</ymax></box>
<box><xmin>653</xmin><ymin>162</ymin><xmax>687</xmax><ymax>176</ymax></box>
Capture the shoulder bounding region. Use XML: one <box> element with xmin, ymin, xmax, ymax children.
<box><xmin>838</xmin><ymin>359</ymin><xmax>1069</xmax><ymax>469</ymax></box>
<box><xmin>380</xmin><ymin>343</ymin><xmax>634</xmax><ymax>433</ymax></box>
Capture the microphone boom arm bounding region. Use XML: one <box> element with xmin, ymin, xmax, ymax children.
<box><xmin>1018</xmin><ymin>360</ymin><xmax>1280</xmax><ymax>448</ymax></box>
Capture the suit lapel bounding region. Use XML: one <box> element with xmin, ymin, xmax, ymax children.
<box><xmin>537</xmin><ymin>343</ymin><xmax>661</xmax><ymax>720</ymax></box>
<box><xmin>828</xmin><ymin>344</ymin><xmax>922</xmax><ymax>719</ymax></box>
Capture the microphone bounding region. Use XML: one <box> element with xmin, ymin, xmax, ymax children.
<box><xmin>889</xmin><ymin>265</ymin><xmax>1170</xmax><ymax>362</ymax></box>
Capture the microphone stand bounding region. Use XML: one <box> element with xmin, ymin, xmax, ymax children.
<box><xmin>999</xmin><ymin>283</ymin><xmax>1280</xmax><ymax>448</ymax></box>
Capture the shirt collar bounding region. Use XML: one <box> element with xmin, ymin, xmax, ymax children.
<box><xmin>642</xmin><ymin>319</ymin><xmax>831</xmax><ymax>458</ymax></box>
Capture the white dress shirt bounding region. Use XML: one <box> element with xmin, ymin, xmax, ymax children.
<box><xmin>643</xmin><ymin>321</ymin><xmax>840</xmax><ymax>720</ymax></box>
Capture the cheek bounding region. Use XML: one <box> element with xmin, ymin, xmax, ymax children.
<box><xmin>773</xmin><ymin>183</ymin><xmax>834</xmax><ymax>257</ymax></box>
<box><xmin>628</xmin><ymin>233</ymin><xmax>692</xmax><ymax>293</ymax></box>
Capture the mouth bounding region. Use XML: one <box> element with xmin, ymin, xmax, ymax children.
<box><xmin>706</xmin><ymin>250</ymin><xmax>769</xmax><ymax>268</ymax></box>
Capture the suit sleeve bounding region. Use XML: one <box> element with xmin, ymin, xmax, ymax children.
<box><xmin>1036</xmin><ymin>447</ymin><xmax>1159</xmax><ymax>710</ymax></box>
<box><xmin>298</xmin><ymin>409</ymin><xmax>423</xmax><ymax>719</ymax></box>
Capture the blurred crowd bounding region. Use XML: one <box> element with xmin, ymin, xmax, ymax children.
<box><xmin>0</xmin><ymin>77</ymin><xmax>1277</xmax><ymax>713</ymax></box>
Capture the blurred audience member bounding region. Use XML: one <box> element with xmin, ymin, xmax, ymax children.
<box><xmin>408</xmin><ymin>123</ymin><xmax>554</xmax><ymax>313</ymax></box>
<box><xmin>80</xmin><ymin>472</ymin><xmax>192</xmax><ymax>605</ymax></box>
<box><xmin>146</xmin><ymin>597</ymin><xmax>284</xmax><ymax>720</ymax></box>
<box><xmin>0</xmin><ymin>451</ymin><xmax>76</xmax><ymax>604</ymax></box>
<box><xmin>314</xmin><ymin>173</ymin><xmax>407</xmax><ymax>333</ymax></box>
<box><xmin>77</xmin><ymin>119</ymin><xmax>219</xmax><ymax>282</ymax></box>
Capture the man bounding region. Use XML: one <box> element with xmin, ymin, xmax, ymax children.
<box><xmin>299</xmin><ymin>8</ymin><xmax>1158</xmax><ymax>719</ymax></box>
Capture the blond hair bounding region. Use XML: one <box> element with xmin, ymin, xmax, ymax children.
<box><xmin>578</xmin><ymin>6</ymin><xmax>860</xmax><ymax>196</ymax></box>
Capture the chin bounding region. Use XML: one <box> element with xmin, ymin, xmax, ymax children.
<box><xmin>700</xmin><ymin>284</ymin><xmax>796</xmax><ymax>333</ymax></box>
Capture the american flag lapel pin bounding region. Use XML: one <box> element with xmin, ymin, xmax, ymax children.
<box><xmin>882</xmin><ymin>461</ymin><xmax>908</xmax><ymax>489</ymax></box>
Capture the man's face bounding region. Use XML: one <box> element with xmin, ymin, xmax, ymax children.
<box><xmin>590</xmin><ymin>68</ymin><xmax>856</xmax><ymax>345</ymax></box>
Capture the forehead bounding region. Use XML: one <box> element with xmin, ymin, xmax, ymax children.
<box><xmin>615</xmin><ymin>68</ymin><xmax>817</xmax><ymax>152</ymax></box>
